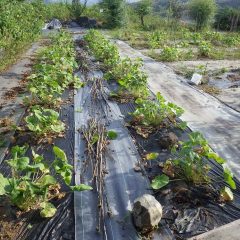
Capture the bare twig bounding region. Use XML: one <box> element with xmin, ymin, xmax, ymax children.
<box><xmin>81</xmin><ymin>118</ymin><xmax>108</xmax><ymax>237</ymax></box>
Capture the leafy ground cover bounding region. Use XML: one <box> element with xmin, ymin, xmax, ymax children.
<box><xmin>0</xmin><ymin>1</ymin><xmax>75</xmax><ymax>72</ymax></box>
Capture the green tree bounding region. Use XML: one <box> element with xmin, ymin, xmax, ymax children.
<box><xmin>215</xmin><ymin>7</ymin><xmax>240</xmax><ymax>31</ymax></box>
<box><xmin>189</xmin><ymin>0</ymin><xmax>217</xmax><ymax>30</ymax></box>
<box><xmin>135</xmin><ymin>0</ymin><xmax>152</xmax><ymax>26</ymax></box>
<box><xmin>71</xmin><ymin>0</ymin><xmax>88</xmax><ymax>18</ymax></box>
<box><xmin>102</xmin><ymin>0</ymin><xmax>125</xmax><ymax>28</ymax></box>
<box><xmin>168</xmin><ymin>0</ymin><xmax>184</xmax><ymax>20</ymax></box>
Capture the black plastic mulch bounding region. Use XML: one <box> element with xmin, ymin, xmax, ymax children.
<box><xmin>0</xmin><ymin>89</ymin><xmax>75</xmax><ymax>240</ymax></box>
<box><xmin>112</xmin><ymin>86</ymin><xmax>240</xmax><ymax>240</ymax></box>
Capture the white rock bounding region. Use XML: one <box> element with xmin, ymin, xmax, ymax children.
<box><xmin>191</xmin><ymin>73</ymin><xmax>203</xmax><ymax>85</ymax></box>
<box><xmin>132</xmin><ymin>194</ymin><xmax>163</xmax><ymax>230</ymax></box>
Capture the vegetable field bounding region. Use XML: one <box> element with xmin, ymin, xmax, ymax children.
<box><xmin>0</xmin><ymin>0</ymin><xmax>240</xmax><ymax>240</ymax></box>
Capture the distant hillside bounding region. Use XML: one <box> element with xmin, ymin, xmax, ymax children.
<box><xmin>153</xmin><ymin>0</ymin><xmax>240</xmax><ymax>10</ymax></box>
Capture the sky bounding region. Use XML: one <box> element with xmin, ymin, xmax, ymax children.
<box><xmin>45</xmin><ymin>0</ymin><xmax>139</xmax><ymax>5</ymax></box>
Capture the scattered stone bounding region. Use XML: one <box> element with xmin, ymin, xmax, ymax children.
<box><xmin>47</xmin><ymin>19</ymin><xmax>62</xmax><ymax>30</ymax></box>
<box><xmin>159</xmin><ymin>132</ymin><xmax>178</xmax><ymax>149</ymax></box>
<box><xmin>191</xmin><ymin>73</ymin><xmax>202</xmax><ymax>85</ymax></box>
<box><xmin>132</xmin><ymin>194</ymin><xmax>163</xmax><ymax>231</ymax></box>
<box><xmin>134</xmin><ymin>165</ymin><xmax>141</xmax><ymax>172</ymax></box>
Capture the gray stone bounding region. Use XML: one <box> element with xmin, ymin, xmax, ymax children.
<box><xmin>132</xmin><ymin>194</ymin><xmax>162</xmax><ymax>231</ymax></box>
<box><xmin>159</xmin><ymin>132</ymin><xmax>178</xmax><ymax>149</ymax></box>
<box><xmin>47</xmin><ymin>19</ymin><xmax>62</xmax><ymax>30</ymax></box>
<box><xmin>191</xmin><ymin>73</ymin><xmax>202</xmax><ymax>85</ymax></box>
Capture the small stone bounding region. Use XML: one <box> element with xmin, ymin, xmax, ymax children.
<box><xmin>134</xmin><ymin>165</ymin><xmax>141</xmax><ymax>172</ymax></box>
<box><xmin>159</xmin><ymin>132</ymin><xmax>178</xmax><ymax>149</ymax></box>
<box><xmin>132</xmin><ymin>194</ymin><xmax>163</xmax><ymax>231</ymax></box>
<box><xmin>191</xmin><ymin>73</ymin><xmax>202</xmax><ymax>85</ymax></box>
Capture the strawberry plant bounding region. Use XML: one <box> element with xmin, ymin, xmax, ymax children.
<box><xmin>25</xmin><ymin>106</ymin><xmax>65</xmax><ymax>138</ymax></box>
<box><xmin>152</xmin><ymin>132</ymin><xmax>236</xmax><ymax>200</ymax></box>
<box><xmin>132</xmin><ymin>92</ymin><xmax>184</xmax><ymax>127</ymax></box>
<box><xmin>0</xmin><ymin>145</ymin><xmax>92</xmax><ymax>217</ymax></box>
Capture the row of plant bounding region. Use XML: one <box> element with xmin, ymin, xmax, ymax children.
<box><xmin>110</xmin><ymin>28</ymin><xmax>240</xmax><ymax>61</ymax></box>
<box><xmin>84</xmin><ymin>30</ymin><xmax>236</xmax><ymax>200</ymax></box>
<box><xmin>0</xmin><ymin>32</ymin><xmax>91</xmax><ymax>219</ymax></box>
<box><xmin>84</xmin><ymin>30</ymin><xmax>149</xmax><ymax>99</ymax></box>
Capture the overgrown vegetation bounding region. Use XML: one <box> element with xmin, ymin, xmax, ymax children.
<box><xmin>0</xmin><ymin>0</ymin><xmax>45</xmax><ymax>71</ymax></box>
<box><xmin>189</xmin><ymin>0</ymin><xmax>217</xmax><ymax>30</ymax></box>
<box><xmin>101</xmin><ymin>0</ymin><xmax>125</xmax><ymax>28</ymax></box>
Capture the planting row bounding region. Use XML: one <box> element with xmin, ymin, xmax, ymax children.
<box><xmin>84</xmin><ymin>30</ymin><xmax>236</xmax><ymax>200</ymax></box>
<box><xmin>111</xmin><ymin>29</ymin><xmax>240</xmax><ymax>61</ymax></box>
<box><xmin>0</xmin><ymin>32</ymin><xmax>91</xmax><ymax>219</ymax></box>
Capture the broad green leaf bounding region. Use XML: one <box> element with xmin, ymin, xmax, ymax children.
<box><xmin>146</xmin><ymin>152</ymin><xmax>159</xmax><ymax>160</ymax></box>
<box><xmin>177</xmin><ymin>121</ymin><xmax>187</xmax><ymax>130</ymax></box>
<box><xmin>27</xmin><ymin>163</ymin><xmax>46</xmax><ymax>172</ymax></box>
<box><xmin>32</xmin><ymin>150</ymin><xmax>44</xmax><ymax>163</ymax></box>
<box><xmin>53</xmin><ymin>146</ymin><xmax>67</xmax><ymax>162</ymax></box>
<box><xmin>37</xmin><ymin>175</ymin><xmax>57</xmax><ymax>186</ymax></box>
<box><xmin>7</xmin><ymin>157</ymin><xmax>30</xmax><ymax>171</ymax></box>
<box><xmin>0</xmin><ymin>174</ymin><xmax>9</xmax><ymax>195</ymax></box>
<box><xmin>70</xmin><ymin>184</ymin><xmax>93</xmax><ymax>191</ymax></box>
<box><xmin>11</xmin><ymin>145</ymin><xmax>28</xmax><ymax>158</ymax></box>
<box><xmin>223</xmin><ymin>166</ymin><xmax>236</xmax><ymax>190</ymax></box>
<box><xmin>40</xmin><ymin>202</ymin><xmax>57</xmax><ymax>218</ymax></box>
<box><xmin>207</xmin><ymin>152</ymin><xmax>225</xmax><ymax>164</ymax></box>
<box><xmin>51</xmin><ymin>124</ymin><xmax>65</xmax><ymax>133</ymax></box>
<box><xmin>91</xmin><ymin>134</ymin><xmax>99</xmax><ymax>145</ymax></box>
<box><xmin>220</xmin><ymin>187</ymin><xmax>234</xmax><ymax>201</ymax></box>
<box><xmin>151</xmin><ymin>174</ymin><xmax>169</xmax><ymax>190</ymax></box>
<box><xmin>107</xmin><ymin>130</ymin><xmax>118</xmax><ymax>140</ymax></box>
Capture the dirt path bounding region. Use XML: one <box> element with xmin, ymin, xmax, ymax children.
<box><xmin>0</xmin><ymin>41</ymin><xmax>43</xmax><ymax>162</ymax></box>
<box><xmin>114</xmin><ymin>39</ymin><xmax>240</xmax><ymax>180</ymax></box>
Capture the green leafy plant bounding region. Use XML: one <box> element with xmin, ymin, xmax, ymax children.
<box><xmin>26</xmin><ymin>31</ymin><xmax>82</xmax><ymax>107</ymax></box>
<box><xmin>84</xmin><ymin>30</ymin><xmax>120</xmax><ymax>69</ymax></box>
<box><xmin>0</xmin><ymin>145</ymin><xmax>92</xmax><ymax>217</ymax></box>
<box><xmin>132</xmin><ymin>92</ymin><xmax>184</xmax><ymax>127</ymax></box>
<box><xmin>152</xmin><ymin>132</ymin><xmax>236</xmax><ymax>200</ymax></box>
<box><xmin>145</xmin><ymin>152</ymin><xmax>159</xmax><ymax>160</ymax></box>
<box><xmin>159</xmin><ymin>46</ymin><xmax>180</xmax><ymax>62</ymax></box>
<box><xmin>0</xmin><ymin>0</ymin><xmax>46</xmax><ymax>71</ymax></box>
<box><xmin>198</xmin><ymin>41</ymin><xmax>212</xmax><ymax>57</ymax></box>
<box><xmin>25</xmin><ymin>106</ymin><xmax>65</xmax><ymax>138</ymax></box>
<box><xmin>85</xmin><ymin>30</ymin><xmax>149</xmax><ymax>99</ymax></box>
<box><xmin>147</xmin><ymin>31</ymin><xmax>166</xmax><ymax>50</ymax></box>
<box><xmin>107</xmin><ymin>130</ymin><xmax>118</xmax><ymax>140</ymax></box>
<box><xmin>188</xmin><ymin>0</ymin><xmax>217</xmax><ymax>30</ymax></box>
<box><xmin>106</xmin><ymin>57</ymin><xmax>149</xmax><ymax>98</ymax></box>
